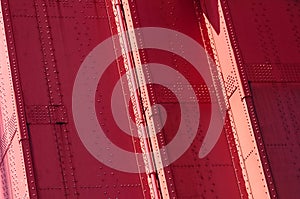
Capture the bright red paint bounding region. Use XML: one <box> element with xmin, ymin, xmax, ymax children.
<box><xmin>0</xmin><ymin>0</ymin><xmax>299</xmax><ymax>198</ymax></box>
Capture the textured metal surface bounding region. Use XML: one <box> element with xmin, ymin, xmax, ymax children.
<box><xmin>245</xmin><ymin>64</ymin><xmax>300</xmax><ymax>83</ymax></box>
<box><xmin>0</xmin><ymin>1</ymin><xmax>33</xmax><ymax>198</ymax></box>
<box><xmin>251</xmin><ymin>83</ymin><xmax>300</xmax><ymax>199</ymax></box>
<box><xmin>25</xmin><ymin>105</ymin><xmax>68</xmax><ymax>124</ymax></box>
<box><xmin>123</xmin><ymin>0</ymin><xmax>246</xmax><ymax>198</ymax></box>
<box><xmin>2</xmin><ymin>0</ymin><xmax>150</xmax><ymax>198</ymax></box>
<box><xmin>220</xmin><ymin>0</ymin><xmax>300</xmax><ymax>198</ymax></box>
<box><xmin>201</xmin><ymin>1</ymin><xmax>269</xmax><ymax>198</ymax></box>
<box><xmin>0</xmin><ymin>0</ymin><xmax>246</xmax><ymax>198</ymax></box>
<box><xmin>1</xmin><ymin>0</ymin><xmax>299</xmax><ymax>198</ymax></box>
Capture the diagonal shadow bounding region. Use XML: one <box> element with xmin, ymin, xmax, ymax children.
<box><xmin>200</xmin><ymin>0</ymin><xmax>220</xmax><ymax>34</ymax></box>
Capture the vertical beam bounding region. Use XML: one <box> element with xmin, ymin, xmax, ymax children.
<box><xmin>201</xmin><ymin>0</ymin><xmax>272</xmax><ymax>198</ymax></box>
<box><xmin>117</xmin><ymin>1</ymin><xmax>174</xmax><ymax>198</ymax></box>
<box><xmin>32</xmin><ymin>0</ymin><xmax>79</xmax><ymax>197</ymax></box>
<box><xmin>0</xmin><ymin>1</ymin><xmax>36</xmax><ymax>198</ymax></box>
<box><xmin>112</xmin><ymin>1</ymin><xmax>162</xmax><ymax>198</ymax></box>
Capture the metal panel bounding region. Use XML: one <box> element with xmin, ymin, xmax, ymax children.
<box><xmin>0</xmin><ymin>1</ymin><xmax>33</xmax><ymax>198</ymax></box>
<box><xmin>2</xmin><ymin>0</ymin><xmax>150</xmax><ymax>198</ymax></box>
<box><xmin>251</xmin><ymin>83</ymin><xmax>300</xmax><ymax>199</ymax></box>
<box><xmin>2</xmin><ymin>0</ymin><xmax>299</xmax><ymax>198</ymax></box>
<box><xmin>120</xmin><ymin>0</ymin><xmax>247</xmax><ymax>198</ymax></box>
<box><xmin>220</xmin><ymin>0</ymin><xmax>300</xmax><ymax>198</ymax></box>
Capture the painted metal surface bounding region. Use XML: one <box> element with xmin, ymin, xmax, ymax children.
<box><xmin>119</xmin><ymin>1</ymin><xmax>246</xmax><ymax>198</ymax></box>
<box><xmin>0</xmin><ymin>0</ymin><xmax>299</xmax><ymax>199</ymax></box>
<box><xmin>219</xmin><ymin>0</ymin><xmax>300</xmax><ymax>198</ymax></box>
<box><xmin>0</xmin><ymin>1</ymin><xmax>33</xmax><ymax>198</ymax></box>
<box><xmin>1</xmin><ymin>0</ymin><xmax>150</xmax><ymax>198</ymax></box>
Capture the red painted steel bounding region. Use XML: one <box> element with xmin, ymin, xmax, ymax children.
<box><xmin>0</xmin><ymin>0</ymin><xmax>299</xmax><ymax>199</ymax></box>
<box><xmin>120</xmin><ymin>1</ymin><xmax>246</xmax><ymax>198</ymax></box>
<box><xmin>114</xmin><ymin>1</ymin><xmax>160</xmax><ymax>198</ymax></box>
<box><xmin>1</xmin><ymin>0</ymin><xmax>151</xmax><ymax>198</ymax></box>
<box><xmin>220</xmin><ymin>0</ymin><xmax>300</xmax><ymax>198</ymax></box>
